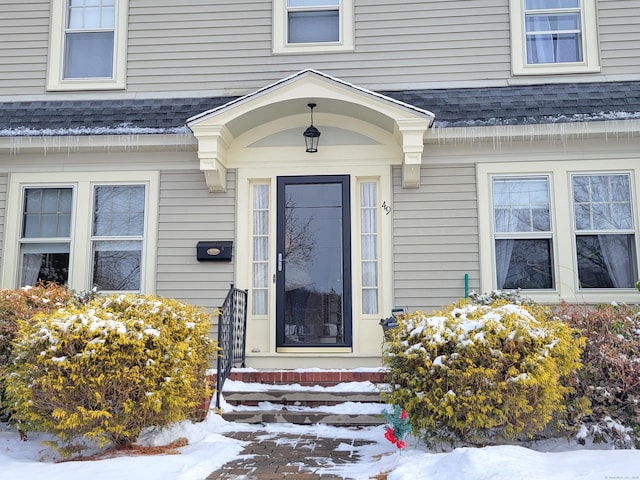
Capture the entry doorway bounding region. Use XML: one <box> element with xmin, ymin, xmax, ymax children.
<box><xmin>275</xmin><ymin>175</ymin><xmax>352</xmax><ymax>347</ymax></box>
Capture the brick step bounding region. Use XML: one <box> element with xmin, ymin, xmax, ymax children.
<box><xmin>210</xmin><ymin>368</ymin><xmax>387</xmax><ymax>388</ymax></box>
<box><xmin>222</xmin><ymin>390</ymin><xmax>383</xmax><ymax>407</ymax></box>
<box><xmin>220</xmin><ymin>409</ymin><xmax>386</xmax><ymax>426</ymax></box>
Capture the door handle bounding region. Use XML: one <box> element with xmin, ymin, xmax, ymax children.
<box><xmin>278</xmin><ymin>252</ymin><xmax>283</xmax><ymax>272</ymax></box>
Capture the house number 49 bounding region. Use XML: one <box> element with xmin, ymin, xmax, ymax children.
<box><xmin>381</xmin><ymin>202</ymin><xmax>391</xmax><ymax>215</ymax></box>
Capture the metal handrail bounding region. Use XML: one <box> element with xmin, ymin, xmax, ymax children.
<box><xmin>215</xmin><ymin>284</ymin><xmax>248</xmax><ymax>409</ymax></box>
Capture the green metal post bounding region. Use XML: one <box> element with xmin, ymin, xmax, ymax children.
<box><xmin>464</xmin><ymin>273</ymin><xmax>469</xmax><ymax>298</ymax></box>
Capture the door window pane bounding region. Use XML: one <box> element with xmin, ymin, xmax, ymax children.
<box><xmin>360</xmin><ymin>182</ymin><xmax>378</xmax><ymax>315</ymax></box>
<box><xmin>281</xmin><ymin>180</ymin><xmax>348</xmax><ymax>346</ymax></box>
<box><xmin>252</xmin><ymin>184</ymin><xmax>270</xmax><ymax>315</ymax></box>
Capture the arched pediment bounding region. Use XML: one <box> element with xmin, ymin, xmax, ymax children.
<box><xmin>187</xmin><ymin>69</ymin><xmax>434</xmax><ymax>192</ymax></box>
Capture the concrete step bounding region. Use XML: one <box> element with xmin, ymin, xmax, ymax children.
<box><xmin>220</xmin><ymin>409</ymin><xmax>386</xmax><ymax>426</ymax></box>
<box><xmin>216</xmin><ymin>369</ymin><xmax>389</xmax><ymax>426</ymax></box>
<box><xmin>222</xmin><ymin>390</ymin><xmax>383</xmax><ymax>407</ymax></box>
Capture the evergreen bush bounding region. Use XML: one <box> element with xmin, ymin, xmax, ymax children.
<box><xmin>4</xmin><ymin>293</ymin><xmax>217</xmax><ymax>455</ymax></box>
<box><xmin>554</xmin><ymin>301</ymin><xmax>640</xmax><ymax>448</ymax></box>
<box><xmin>0</xmin><ymin>284</ymin><xmax>91</xmax><ymax>420</ymax></box>
<box><xmin>382</xmin><ymin>296</ymin><xmax>584</xmax><ymax>448</ymax></box>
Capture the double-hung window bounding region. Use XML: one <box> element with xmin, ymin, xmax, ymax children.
<box><xmin>4</xmin><ymin>172</ymin><xmax>158</xmax><ymax>293</ymax></box>
<box><xmin>47</xmin><ymin>0</ymin><xmax>128</xmax><ymax>90</ymax></box>
<box><xmin>273</xmin><ymin>0</ymin><xmax>354</xmax><ymax>53</ymax></box>
<box><xmin>509</xmin><ymin>0</ymin><xmax>600</xmax><ymax>75</ymax></box>
<box><xmin>572</xmin><ymin>174</ymin><xmax>637</xmax><ymax>289</ymax></box>
<box><xmin>479</xmin><ymin>161</ymin><xmax>640</xmax><ymax>304</ymax></box>
<box><xmin>19</xmin><ymin>188</ymin><xmax>73</xmax><ymax>287</ymax></box>
<box><xmin>91</xmin><ymin>185</ymin><xmax>145</xmax><ymax>291</ymax></box>
<box><xmin>491</xmin><ymin>176</ymin><xmax>554</xmax><ymax>290</ymax></box>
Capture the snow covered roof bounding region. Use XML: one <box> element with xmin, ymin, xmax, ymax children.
<box><xmin>0</xmin><ymin>81</ymin><xmax>638</xmax><ymax>137</ymax></box>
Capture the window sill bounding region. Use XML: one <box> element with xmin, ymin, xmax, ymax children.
<box><xmin>46</xmin><ymin>79</ymin><xmax>126</xmax><ymax>92</ymax></box>
<box><xmin>512</xmin><ymin>63</ymin><xmax>601</xmax><ymax>76</ymax></box>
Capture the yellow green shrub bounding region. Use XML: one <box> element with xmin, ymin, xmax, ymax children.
<box><xmin>0</xmin><ymin>283</ymin><xmax>91</xmax><ymax>420</ymax></box>
<box><xmin>382</xmin><ymin>297</ymin><xmax>585</xmax><ymax>447</ymax></box>
<box><xmin>5</xmin><ymin>293</ymin><xmax>217</xmax><ymax>455</ymax></box>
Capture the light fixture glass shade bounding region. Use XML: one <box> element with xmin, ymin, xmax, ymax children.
<box><xmin>303</xmin><ymin>125</ymin><xmax>321</xmax><ymax>153</ymax></box>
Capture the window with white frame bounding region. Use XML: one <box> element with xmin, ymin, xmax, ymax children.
<box><xmin>252</xmin><ymin>184</ymin><xmax>270</xmax><ymax>315</ymax></box>
<box><xmin>273</xmin><ymin>0</ymin><xmax>354</xmax><ymax>53</ymax></box>
<box><xmin>19</xmin><ymin>187</ymin><xmax>73</xmax><ymax>287</ymax></box>
<box><xmin>491</xmin><ymin>176</ymin><xmax>554</xmax><ymax>289</ymax></box>
<box><xmin>509</xmin><ymin>0</ymin><xmax>600</xmax><ymax>75</ymax></box>
<box><xmin>479</xmin><ymin>161</ymin><xmax>640</xmax><ymax>304</ymax></box>
<box><xmin>360</xmin><ymin>182</ymin><xmax>379</xmax><ymax>315</ymax></box>
<box><xmin>47</xmin><ymin>0</ymin><xmax>128</xmax><ymax>90</ymax></box>
<box><xmin>572</xmin><ymin>174</ymin><xmax>637</xmax><ymax>289</ymax></box>
<box><xmin>91</xmin><ymin>185</ymin><xmax>145</xmax><ymax>291</ymax></box>
<box><xmin>4</xmin><ymin>172</ymin><xmax>157</xmax><ymax>292</ymax></box>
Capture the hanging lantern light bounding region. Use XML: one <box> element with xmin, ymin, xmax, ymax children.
<box><xmin>303</xmin><ymin>103</ymin><xmax>321</xmax><ymax>153</ymax></box>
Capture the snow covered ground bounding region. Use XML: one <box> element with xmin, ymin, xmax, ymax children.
<box><xmin>1</xmin><ymin>384</ymin><xmax>639</xmax><ymax>480</ymax></box>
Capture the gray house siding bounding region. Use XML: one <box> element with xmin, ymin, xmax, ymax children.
<box><xmin>1</xmin><ymin>1</ymin><xmax>639</xmax><ymax>97</ymax></box>
<box><xmin>155</xmin><ymin>168</ymin><xmax>236</xmax><ymax>314</ymax></box>
<box><xmin>599</xmin><ymin>0</ymin><xmax>640</xmax><ymax>75</ymax></box>
<box><xmin>0</xmin><ymin>1</ymin><xmax>49</xmax><ymax>95</ymax></box>
<box><xmin>392</xmin><ymin>164</ymin><xmax>480</xmax><ymax>313</ymax></box>
<box><xmin>0</xmin><ymin>174</ymin><xmax>6</xmax><ymax>266</ymax></box>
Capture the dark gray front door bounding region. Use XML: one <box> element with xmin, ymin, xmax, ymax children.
<box><xmin>276</xmin><ymin>175</ymin><xmax>352</xmax><ymax>347</ymax></box>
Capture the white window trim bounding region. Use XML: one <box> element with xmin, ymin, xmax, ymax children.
<box><xmin>478</xmin><ymin>160</ymin><xmax>640</xmax><ymax>305</ymax></box>
<box><xmin>272</xmin><ymin>0</ymin><xmax>354</xmax><ymax>54</ymax></box>
<box><xmin>509</xmin><ymin>0</ymin><xmax>600</xmax><ymax>76</ymax></box>
<box><xmin>47</xmin><ymin>0</ymin><xmax>128</xmax><ymax>91</ymax></box>
<box><xmin>2</xmin><ymin>171</ymin><xmax>158</xmax><ymax>292</ymax></box>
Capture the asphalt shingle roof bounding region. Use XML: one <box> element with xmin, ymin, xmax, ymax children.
<box><xmin>1</xmin><ymin>81</ymin><xmax>638</xmax><ymax>136</ymax></box>
<box><xmin>381</xmin><ymin>80</ymin><xmax>640</xmax><ymax>127</ymax></box>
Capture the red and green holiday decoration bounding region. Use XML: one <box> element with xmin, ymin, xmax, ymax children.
<box><xmin>382</xmin><ymin>405</ymin><xmax>411</xmax><ymax>449</ymax></box>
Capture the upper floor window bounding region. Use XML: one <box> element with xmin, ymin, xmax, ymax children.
<box><xmin>288</xmin><ymin>0</ymin><xmax>339</xmax><ymax>43</ymax></box>
<box><xmin>509</xmin><ymin>0</ymin><xmax>600</xmax><ymax>75</ymax></box>
<box><xmin>273</xmin><ymin>0</ymin><xmax>354</xmax><ymax>54</ymax></box>
<box><xmin>65</xmin><ymin>0</ymin><xmax>116</xmax><ymax>79</ymax></box>
<box><xmin>47</xmin><ymin>0</ymin><xmax>128</xmax><ymax>91</ymax></box>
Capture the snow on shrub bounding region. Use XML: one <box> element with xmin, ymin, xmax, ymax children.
<box><xmin>554</xmin><ymin>301</ymin><xmax>640</xmax><ymax>448</ymax></box>
<box><xmin>0</xmin><ymin>284</ymin><xmax>93</xmax><ymax>420</ymax></box>
<box><xmin>382</xmin><ymin>297</ymin><xmax>584</xmax><ymax>448</ymax></box>
<box><xmin>4</xmin><ymin>293</ymin><xmax>217</xmax><ymax>455</ymax></box>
